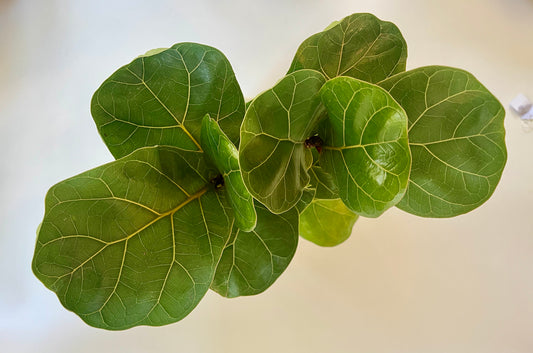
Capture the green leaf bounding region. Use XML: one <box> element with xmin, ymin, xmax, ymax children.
<box><xmin>32</xmin><ymin>146</ymin><xmax>233</xmax><ymax>330</ymax></box>
<box><xmin>300</xmin><ymin>198</ymin><xmax>358</xmax><ymax>247</ymax></box>
<box><xmin>91</xmin><ymin>42</ymin><xmax>245</xmax><ymax>159</ymax></box>
<box><xmin>379</xmin><ymin>66</ymin><xmax>507</xmax><ymax>217</ymax></box>
<box><xmin>309</xmin><ymin>165</ymin><xmax>338</xmax><ymax>199</ymax></box>
<box><xmin>288</xmin><ymin>13</ymin><xmax>407</xmax><ymax>83</ymax></box>
<box><xmin>295</xmin><ymin>187</ymin><xmax>316</xmax><ymax>213</ymax></box>
<box><xmin>211</xmin><ymin>203</ymin><xmax>299</xmax><ymax>297</ymax></box>
<box><xmin>319</xmin><ymin>76</ymin><xmax>411</xmax><ymax>217</ymax></box>
<box><xmin>201</xmin><ymin>115</ymin><xmax>257</xmax><ymax>232</ymax></box>
<box><xmin>239</xmin><ymin>69</ymin><xmax>327</xmax><ymax>214</ymax></box>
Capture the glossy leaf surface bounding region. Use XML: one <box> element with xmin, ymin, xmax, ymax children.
<box><xmin>201</xmin><ymin>115</ymin><xmax>257</xmax><ymax>231</ymax></box>
<box><xmin>211</xmin><ymin>203</ymin><xmax>298</xmax><ymax>297</ymax></box>
<box><xmin>288</xmin><ymin>13</ymin><xmax>407</xmax><ymax>83</ymax></box>
<box><xmin>300</xmin><ymin>198</ymin><xmax>358</xmax><ymax>247</ymax></box>
<box><xmin>239</xmin><ymin>69</ymin><xmax>327</xmax><ymax>214</ymax></box>
<box><xmin>32</xmin><ymin>147</ymin><xmax>232</xmax><ymax>330</ymax></box>
<box><xmin>320</xmin><ymin>77</ymin><xmax>411</xmax><ymax>217</ymax></box>
<box><xmin>379</xmin><ymin>66</ymin><xmax>507</xmax><ymax>217</ymax></box>
<box><xmin>91</xmin><ymin>43</ymin><xmax>245</xmax><ymax>159</ymax></box>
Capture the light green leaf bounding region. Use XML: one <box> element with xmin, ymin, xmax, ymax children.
<box><xmin>300</xmin><ymin>198</ymin><xmax>358</xmax><ymax>247</ymax></box>
<box><xmin>379</xmin><ymin>66</ymin><xmax>507</xmax><ymax>217</ymax></box>
<box><xmin>32</xmin><ymin>146</ymin><xmax>233</xmax><ymax>330</ymax></box>
<box><xmin>201</xmin><ymin>115</ymin><xmax>257</xmax><ymax>232</ymax></box>
<box><xmin>211</xmin><ymin>203</ymin><xmax>298</xmax><ymax>297</ymax></box>
<box><xmin>91</xmin><ymin>42</ymin><xmax>245</xmax><ymax>159</ymax></box>
<box><xmin>319</xmin><ymin>76</ymin><xmax>411</xmax><ymax>217</ymax></box>
<box><xmin>239</xmin><ymin>69</ymin><xmax>327</xmax><ymax>214</ymax></box>
<box><xmin>288</xmin><ymin>13</ymin><xmax>407</xmax><ymax>83</ymax></box>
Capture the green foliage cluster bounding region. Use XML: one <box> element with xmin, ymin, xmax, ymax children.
<box><xmin>32</xmin><ymin>13</ymin><xmax>506</xmax><ymax>330</ymax></box>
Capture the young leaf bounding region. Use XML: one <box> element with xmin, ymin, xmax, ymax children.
<box><xmin>379</xmin><ymin>66</ymin><xmax>507</xmax><ymax>217</ymax></box>
<box><xmin>319</xmin><ymin>76</ymin><xmax>411</xmax><ymax>217</ymax></box>
<box><xmin>300</xmin><ymin>198</ymin><xmax>358</xmax><ymax>247</ymax></box>
<box><xmin>239</xmin><ymin>69</ymin><xmax>327</xmax><ymax>214</ymax></box>
<box><xmin>201</xmin><ymin>115</ymin><xmax>257</xmax><ymax>232</ymax></box>
<box><xmin>211</xmin><ymin>203</ymin><xmax>299</xmax><ymax>297</ymax></box>
<box><xmin>32</xmin><ymin>146</ymin><xmax>232</xmax><ymax>330</ymax></box>
<box><xmin>91</xmin><ymin>43</ymin><xmax>245</xmax><ymax>159</ymax></box>
<box><xmin>288</xmin><ymin>13</ymin><xmax>407</xmax><ymax>83</ymax></box>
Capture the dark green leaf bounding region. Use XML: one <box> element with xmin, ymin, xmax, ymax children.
<box><xmin>300</xmin><ymin>198</ymin><xmax>358</xmax><ymax>247</ymax></box>
<box><xmin>288</xmin><ymin>13</ymin><xmax>407</xmax><ymax>83</ymax></box>
<box><xmin>201</xmin><ymin>115</ymin><xmax>257</xmax><ymax>232</ymax></box>
<box><xmin>239</xmin><ymin>69</ymin><xmax>327</xmax><ymax>214</ymax></box>
<box><xmin>211</xmin><ymin>203</ymin><xmax>298</xmax><ymax>297</ymax></box>
<box><xmin>320</xmin><ymin>76</ymin><xmax>411</xmax><ymax>217</ymax></box>
<box><xmin>32</xmin><ymin>146</ymin><xmax>232</xmax><ymax>330</ymax></box>
<box><xmin>379</xmin><ymin>66</ymin><xmax>507</xmax><ymax>217</ymax></box>
<box><xmin>91</xmin><ymin>43</ymin><xmax>245</xmax><ymax>159</ymax></box>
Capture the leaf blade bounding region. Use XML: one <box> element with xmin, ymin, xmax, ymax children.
<box><xmin>91</xmin><ymin>43</ymin><xmax>245</xmax><ymax>159</ymax></box>
<box><xmin>211</xmin><ymin>203</ymin><xmax>299</xmax><ymax>297</ymax></box>
<box><xmin>32</xmin><ymin>146</ymin><xmax>232</xmax><ymax>330</ymax></box>
<box><xmin>239</xmin><ymin>69</ymin><xmax>327</xmax><ymax>214</ymax></box>
<box><xmin>288</xmin><ymin>13</ymin><xmax>407</xmax><ymax>83</ymax></box>
<box><xmin>319</xmin><ymin>76</ymin><xmax>411</xmax><ymax>217</ymax></box>
<box><xmin>379</xmin><ymin>66</ymin><xmax>507</xmax><ymax>217</ymax></box>
<box><xmin>299</xmin><ymin>198</ymin><xmax>358</xmax><ymax>247</ymax></box>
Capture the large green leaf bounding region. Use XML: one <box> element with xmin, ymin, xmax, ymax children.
<box><xmin>239</xmin><ymin>69</ymin><xmax>327</xmax><ymax>214</ymax></box>
<box><xmin>91</xmin><ymin>43</ymin><xmax>245</xmax><ymax>159</ymax></box>
<box><xmin>201</xmin><ymin>115</ymin><xmax>257</xmax><ymax>232</ymax></box>
<box><xmin>379</xmin><ymin>66</ymin><xmax>507</xmax><ymax>217</ymax></box>
<box><xmin>211</xmin><ymin>203</ymin><xmax>298</xmax><ymax>297</ymax></box>
<box><xmin>319</xmin><ymin>76</ymin><xmax>411</xmax><ymax>217</ymax></box>
<box><xmin>300</xmin><ymin>198</ymin><xmax>358</xmax><ymax>247</ymax></box>
<box><xmin>288</xmin><ymin>13</ymin><xmax>407</xmax><ymax>83</ymax></box>
<box><xmin>32</xmin><ymin>146</ymin><xmax>233</xmax><ymax>330</ymax></box>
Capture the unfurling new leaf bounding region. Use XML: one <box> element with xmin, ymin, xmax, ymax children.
<box><xmin>201</xmin><ymin>115</ymin><xmax>257</xmax><ymax>232</ymax></box>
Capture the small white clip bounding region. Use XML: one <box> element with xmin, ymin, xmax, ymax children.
<box><xmin>510</xmin><ymin>94</ymin><xmax>533</xmax><ymax>132</ymax></box>
<box><xmin>510</xmin><ymin>94</ymin><xmax>533</xmax><ymax>119</ymax></box>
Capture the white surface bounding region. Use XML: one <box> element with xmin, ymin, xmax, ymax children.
<box><xmin>1</xmin><ymin>0</ymin><xmax>533</xmax><ymax>352</ymax></box>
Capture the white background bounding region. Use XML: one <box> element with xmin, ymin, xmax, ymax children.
<box><xmin>1</xmin><ymin>0</ymin><xmax>532</xmax><ymax>352</ymax></box>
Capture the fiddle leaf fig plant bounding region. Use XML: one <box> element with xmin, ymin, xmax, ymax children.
<box><xmin>32</xmin><ymin>13</ymin><xmax>507</xmax><ymax>330</ymax></box>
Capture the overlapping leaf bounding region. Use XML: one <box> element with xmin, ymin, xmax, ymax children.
<box><xmin>91</xmin><ymin>43</ymin><xmax>245</xmax><ymax>158</ymax></box>
<box><xmin>309</xmin><ymin>165</ymin><xmax>338</xmax><ymax>199</ymax></box>
<box><xmin>239</xmin><ymin>69</ymin><xmax>327</xmax><ymax>214</ymax></box>
<box><xmin>211</xmin><ymin>203</ymin><xmax>298</xmax><ymax>297</ymax></box>
<box><xmin>379</xmin><ymin>66</ymin><xmax>507</xmax><ymax>217</ymax></box>
<box><xmin>300</xmin><ymin>198</ymin><xmax>358</xmax><ymax>247</ymax></box>
<box><xmin>288</xmin><ymin>13</ymin><xmax>407</xmax><ymax>83</ymax></box>
<box><xmin>32</xmin><ymin>146</ymin><xmax>232</xmax><ymax>330</ymax></box>
<box><xmin>201</xmin><ymin>115</ymin><xmax>256</xmax><ymax>231</ymax></box>
<box><xmin>319</xmin><ymin>76</ymin><xmax>411</xmax><ymax>217</ymax></box>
